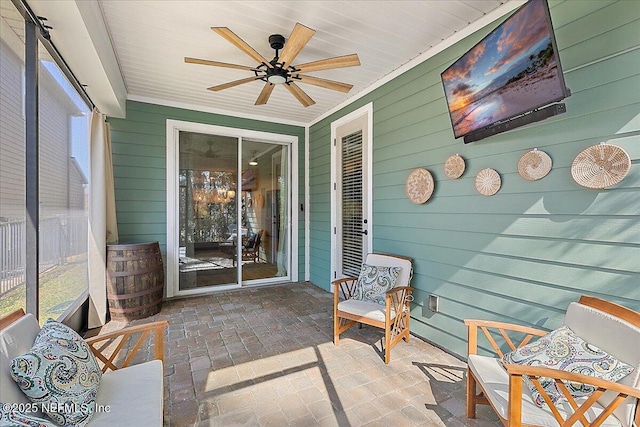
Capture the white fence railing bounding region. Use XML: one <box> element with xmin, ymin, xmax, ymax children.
<box><xmin>0</xmin><ymin>215</ymin><xmax>87</xmax><ymax>295</ymax></box>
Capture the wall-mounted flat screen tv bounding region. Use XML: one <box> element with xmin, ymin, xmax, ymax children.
<box><xmin>441</xmin><ymin>0</ymin><xmax>570</xmax><ymax>143</ymax></box>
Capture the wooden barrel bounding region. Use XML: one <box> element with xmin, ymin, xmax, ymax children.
<box><xmin>106</xmin><ymin>242</ymin><xmax>164</xmax><ymax>321</ymax></box>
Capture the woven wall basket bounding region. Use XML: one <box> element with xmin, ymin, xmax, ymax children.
<box><xmin>444</xmin><ymin>154</ymin><xmax>466</xmax><ymax>179</ymax></box>
<box><xmin>475</xmin><ymin>168</ymin><xmax>501</xmax><ymax>196</ymax></box>
<box><xmin>518</xmin><ymin>149</ymin><xmax>552</xmax><ymax>181</ymax></box>
<box><xmin>406</xmin><ymin>168</ymin><xmax>434</xmax><ymax>204</ymax></box>
<box><xmin>571</xmin><ymin>143</ymin><xmax>631</xmax><ymax>189</ymax></box>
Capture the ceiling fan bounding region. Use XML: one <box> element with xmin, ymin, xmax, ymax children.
<box><xmin>190</xmin><ymin>141</ymin><xmax>220</xmax><ymax>158</ymax></box>
<box><xmin>185</xmin><ymin>23</ymin><xmax>360</xmax><ymax>107</ymax></box>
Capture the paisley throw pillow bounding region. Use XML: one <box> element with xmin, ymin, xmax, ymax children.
<box><xmin>502</xmin><ymin>325</ymin><xmax>634</xmax><ymax>407</ymax></box>
<box><xmin>351</xmin><ymin>263</ymin><xmax>402</xmax><ymax>305</ymax></box>
<box><xmin>9</xmin><ymin>320</ymin><xmax>102</xmax><ymax>427</ymax></box>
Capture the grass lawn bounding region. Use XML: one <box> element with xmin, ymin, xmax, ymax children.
<box><xmin>0</xmin><ymin>259</ymin><xmax>88</xmax><ymax>324</ymax></box>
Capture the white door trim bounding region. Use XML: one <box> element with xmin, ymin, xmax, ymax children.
<box><xmin>165</xmin><ymin>120</ymin><xmax>298</xmax><ymax>298</ymax></box>
<box><xmin>330</xmin><ymin>102</ymin><xmax>373</xmax><ymax>284</ymax></box>
<box><xmin>304</xmin><ymin>126</ymin><xmax>310</xmax><ymax>282</ymax></box>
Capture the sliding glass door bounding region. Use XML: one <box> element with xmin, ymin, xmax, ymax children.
<box><xmin>178</xmin><ymin>133</ymin><xmax>238</xmax><ymax>290</ymax></box>
<box><xmin>240</xmin><ymin>140</ymin><xmax>289</xmax><ymax>283</ymax></box>
<box><xmin>168</xmin><ymin>122</ymin><xmax>294</xmax><ymax>295</ymax></box>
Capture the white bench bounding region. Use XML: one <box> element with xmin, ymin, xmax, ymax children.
<box><xmin>0</xmin><ymin>309</ymin><xmax>167</xmax><ymax>426</ymax></box>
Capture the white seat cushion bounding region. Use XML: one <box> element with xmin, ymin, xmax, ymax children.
<box><xmin>468</xmin><ymin>354</ymin><xmax>622</xmax><ymax>427</ymax></box>
<box><xmin>0</xmin><ymin>313</ymin><xmax>40</xmax><ymax>360</ymax></box>
<box><xmin>338</xmin><ymin>299</ymin><xmax>396</xmax><ymax>323</ymax></box>
<box><xmin>565</xmin><ymin>302</ymin><xmax>640</xmax><ymax>427</ymax></box>
<box><xmin>0</xmin><ymin>314</ymin><xmax>45</xmax><ymax>417</ymax></box>
<box><xmin>90</xmin><ymin>360</ymin><xmax>164</xmax><ymax>427</ymax></box>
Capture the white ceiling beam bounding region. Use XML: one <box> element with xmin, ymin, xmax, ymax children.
<box><xmin>28</xmin><ymin>0</ymin><xmax>127</xmax><ymax>118</ymax></box>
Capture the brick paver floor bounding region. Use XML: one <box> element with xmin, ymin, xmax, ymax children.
<box><xmin>99</xmin><ymin>282</ymin><xmax>502</xmax><ymax>426</ymax></box>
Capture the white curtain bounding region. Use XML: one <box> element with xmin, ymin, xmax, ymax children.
<box><xmin>88</xmin><ymin>109</ymin><xmax>118</xmax><ymax>328</ymax></box>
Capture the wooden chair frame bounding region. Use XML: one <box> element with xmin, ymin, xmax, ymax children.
<box><xmin>465</xmin><ymin>296</ymin><xmax>640</xmax><ymax>427</ymax></box>
<box><xmin>241</xmin><ymin>229</ymin><xmax>263</xmax><ymax>263</ymax></box>
<box><xmin>230</xmin><ymin>229</ymin><xmax>264</xmax><ymax>266</ymax></box>
<box><xmin>1</xmin><ymin>309</ymin><xmax>168</xmax><ymax>373</ymax></box>
<box><xmin>333</xmin><ymin>254</ymin><xmax>413</xmax><ymax>364</ymax></box>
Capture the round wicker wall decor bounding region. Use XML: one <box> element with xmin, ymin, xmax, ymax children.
<box><xmin>571</xmin><ymin>143</ymin><xmax>631</xmax><ymax>189</ymax></box>
<box><xmin>406</xmin><ymin>168</ymin><xmax>434</xmax><ymax>204</ymax></box>
<box><xmin>444</xmin><ymin>154</ymin><xmax>466</xmax><ymax>179</ymax></box>
<box><xmin>518</xmin><ymin>149</ymin><xmax>552</xmax><ymax>181</ymax></box>
<box><xmin>475</xmin><ymin>168</ymin><xmax>501</xmax><ymax>196</ymax></box>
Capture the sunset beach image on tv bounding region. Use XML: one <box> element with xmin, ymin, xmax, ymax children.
<box><xmin>441</xmin><ymin>0</ymin><xmax>567</xmax><ymax>139</ymax></box>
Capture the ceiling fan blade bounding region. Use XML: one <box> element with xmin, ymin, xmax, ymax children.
<box><xmin>207</xmin><ymin>77</ymin><xmax>260</xmax><ymax>92</ymax></box>
<box><xmin>184</xmin><ymin>57</ymin><xmax>257</xmax><ymax>71</ymax></box>
<box><xmin>296</xmin><ymin>75</ymin><xmax>353</xmax><ymax>93</ymax></box>
<box><xmin>294</xmin><ymin>54</ymin><xmax>360</xmax><ymax>73</ymax></box>
<box><xmin>255</xmin><ymin>83</ymin><xmax>275</xmax><ymax>105</ymax></box>
<box><xmin>212</xmin><ymin>27</ymin><xmax>273</xmax><ymax>68</ymax></box>
<box><xmin>278</xmin><ymin>23</ymin><xmax>315</xmax><ymax>68</ymax></box>
<box><xmin>284</xmin><ymin>82</ymin><xmax>315</xmax><ymax>107</ymax></box>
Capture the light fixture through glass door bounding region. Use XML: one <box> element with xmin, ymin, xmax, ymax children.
<box><xmin>249</xmin><ymin>150</ymin><xmax>258</xmax><ymax>166</ymax></box>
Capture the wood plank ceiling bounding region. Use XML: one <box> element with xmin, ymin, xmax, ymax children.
<box><xmin>97</xmin><ymin>0</ymin><xmax>508</xmax><ymax>124</ymax></box>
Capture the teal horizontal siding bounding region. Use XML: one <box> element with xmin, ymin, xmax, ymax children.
<box><xmin>109</xmin><ymin>100</ymin><xmax>305</xmax><ymax>279</ymax></box>
<box><xmin>308</xmin><ymin>0</ymin><xmax>640</xmax><ymax>358</ymax></box>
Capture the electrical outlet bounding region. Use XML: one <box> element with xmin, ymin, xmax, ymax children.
<box><xmin>428</xmin><ymin>294</ymin><xmax>440</xmax><ymax>313</ymax></box>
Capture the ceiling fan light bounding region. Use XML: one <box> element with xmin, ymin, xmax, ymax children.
<box><xmin>249</xmin><ymin>159</ymin><xmax>258</xmax><ymax>166</ymax></box>
<box><xmin>267</xmin><ymin>74</ymin><xmax>286</xmax><ymax>84</ymax></box>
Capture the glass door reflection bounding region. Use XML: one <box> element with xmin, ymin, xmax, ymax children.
<box><xmin>240</xmin><ymin>140</ymin><xmax>289</xmax><ymax>283</ymax></box>
<box><xmin>177</xmin><ymin>133</ymin><xmax>290</xmax><ymax>291</ymax></box>
<box><xmin>179</xmin><ymin>133</ymin><xmax>238</xmax><ymax>290</ymax></box>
